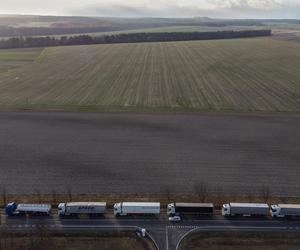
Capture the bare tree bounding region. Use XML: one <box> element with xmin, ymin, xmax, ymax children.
<box><xmin>280</xmin><ymin>196</ymin><xmax>289</xmax><ymax>204</ymax></box>
<box><xmin>40</xmin><ymin>228</ymin><xmax>55</xmax><ymax>250</ymax></box>
<box><xmin>1</xmin><ymin>184</ymin><xmax>7</xmax><ymax>207</ymax></box>
<box><xmin>164</xmin><ymin>186</ymin><xmax>172</xmax><ymax>203</ymax></box>
<box><xmin>194</xmin><ymin>181</ymin><xmax>210</xmax><ymax>203</ymax></box>
<box><xmin>26</xmin><ymin>227</ymin><xmax>52</xmax><ymax>250</ymax></box>
<box><xmin>243</xmin><ymin>186</ymin><xmax>256</xmax><ymax>202</ymax></box>
<box><xmin>28</xmin><ymin>230</ymin><xmax>37</xmax><ymax>250</ymax></box>
<box><xmin>213</xmin><ymin>185</ymin><xmax>223</xmax><ymax>209</ymax></box>
<box><xmin>246</xmin><ymin>190</ymin><xmax>255</xmax><ymax>202</ymax></box>
<box><xmin>34</xmin><ymin>189</ymin><xmax>42</xmax><ymax>204</ymax></box>
<box><xmin>51</xmin><ymin>189</ymin><xmax>57</xmax><ymax>206</ymax></box>
<box><xmin>259</xmin><ymin>185</ymin><xmax>271</xmax><ymax>203</ymax></box>
<box><xmin>0</xmin><ymin>226</ymin><xmax>7</xmax><ymax>250</ymax></box>
<box><xmin>66</xmin><ymin>186</ymin><xmax>72</xmax><ymax>202</ymax></box>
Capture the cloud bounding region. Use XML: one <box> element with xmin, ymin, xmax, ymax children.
<box><xmin>72</xmin><ymin>3</ymin><xmax>210</xmax><ymax>18</ymax></box>
<box><xmin>1</xmin><ymin>0</ymin><xmax>300</xmax><ymax>18</ymax></box>
<box><xmin>208</xmin><ymin>0</ymin><xmax>282</xmax><ymax>9</ymax></box>
<box><xmin>209</xmin><ymin>0</ymin><xmax>300</xmax><ymax>18</ymax></box>
<box><xmin>68</xmin><ymin>0</ymin><xmax>300</xmax><ymax>18</ymax></box>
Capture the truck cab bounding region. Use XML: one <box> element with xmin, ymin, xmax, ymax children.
<box><xmin>5</xmin><ymin>202</ymin><xmax>18</xmax><ymax>216</ymax></box>
<box><xmin>222</xmin><ymin>204</ymin><xmax>230</xmax><ymax>216</ymax></box>
<box><xmin>114</xmin><ymin>203</ymin><xmax>122</xmax><ymax>216</ymax></box>
<box><xmin>58</xmin><ymin>203</ymin><xmax>66</xmax><ymax>216</ymax></box>
<box><xmin>270</xmin><ymin>204</ymin><xmax>300</xmax><ymax>218</ymax></box>
<box><xmin>167</xmin><ymin>203</ymin><xmax>176</xmax><ymax>216</ymax></box>
<box><xmin>270</xmin><ymin>205</ymin><xmax>281</xmax><ymax>217</ymax></box>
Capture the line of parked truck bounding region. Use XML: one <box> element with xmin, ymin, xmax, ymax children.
<box><xmin>5</xmin><ymin>201</ymin><xmax>300</xmax><ymax>220</ymax></box>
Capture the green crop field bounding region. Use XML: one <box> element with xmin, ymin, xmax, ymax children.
<box><xmin>0</xmin><ymin>48</ymin><xmax>43</xmax><ymax>72</ymax></box>
<box><xmin>0</xmin><ymin>37</ymin><xmax>299</xmax><ymax>112</ymax></box>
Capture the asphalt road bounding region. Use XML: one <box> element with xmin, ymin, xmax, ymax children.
<box><xmin>0</xmin><ymin>111</ymin><xmax>300</xmax><ymax>195</ymax></box>
<box><xmin>2</xmin><ymin>212</ymin><xmax>300</xmax><ymax>250</ymax></box>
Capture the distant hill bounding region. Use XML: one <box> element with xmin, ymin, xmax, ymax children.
<box><xmin>0</xmin><ymin>15</ymin><xmax>299</xmax><ymax>38</ymax></box>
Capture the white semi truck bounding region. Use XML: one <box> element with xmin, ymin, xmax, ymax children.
<box><xmin>270</xmin><ymin>204</ymin><xmax>300</xmax><ymax>218</ymax></box>
<box><xmin>6</xmin><ymin>202</ymin><xmax>51</xmax><ymax>216</ymax></box>
<box><xmin>58</xmin><ymin>202</ymin><xmax>106</xmax><ymax>216</ymax></box>
<box><xmin>114</xmin><ymin>202</ymin><xmax>160</xmax><ymax>216</ymax></box>
<box><xmin>222</xmin><ymin>203</ymin><xmax>269</xmax><ymax>217</ymax></box>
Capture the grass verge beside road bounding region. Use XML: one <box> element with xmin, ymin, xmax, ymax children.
<box><xmin>179</xmin><ymin>232</ymin><xmax>300</xmax><ymax>250</ymax></box>
<box><xmin>0</xmin><ymin>231</ymin><xmax>154</xmax><ymax>250</ymax></box>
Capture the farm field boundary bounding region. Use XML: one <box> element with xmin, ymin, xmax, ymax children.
<box><xmin>0</xmin><ymin>38</ymin><xmax>299</xmax><ymax>113</ymax></box>
<box><xmin>0</xmin><ymin>111</ymin><xmax>299</xmax><ymax>196</ymax></box>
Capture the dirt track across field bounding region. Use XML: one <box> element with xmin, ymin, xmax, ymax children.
<box><xmin>0</xmin><ymin>112</ymin><xmax>299</xmax><ymax>196</ymax></box>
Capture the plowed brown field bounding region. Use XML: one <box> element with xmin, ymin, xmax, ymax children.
<box><xmin>0</xmin><ymin>112</ymin><xmax>299</xmax><ymax>196</ymax></box>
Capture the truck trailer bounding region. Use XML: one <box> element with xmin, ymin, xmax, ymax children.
<box><xmin>167</xmin><ymin>203</ymin><xmax>214</xmax><ymax>216</ymax></box>
<box><xmin>270</xmin><ymin>204</ymin><xmax>300</xmax><ymax>218</ymax></box>
<box><xmin>58</xmin><ymin>202</ymin><xmax>106</xmax><ymax>216</ymax></box>
<box><xmin>222</xmin><ymin>203</ymin><xmax>269</xmax><ymax>217</ymax></box>
<box><xmin>114</xmin><ymin>202</ymin><xmax>160</xmax><ymax>216</ymax></box>
<box><xmin>6</xmin><ymin>202</ymin><xmax>51</xmax><ymax>216</ymax></box>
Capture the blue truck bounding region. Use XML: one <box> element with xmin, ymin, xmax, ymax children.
<box><xmin>6</xmin><ymin>202</ymin><xmax>51</xmax><ymax>216</ymax></box>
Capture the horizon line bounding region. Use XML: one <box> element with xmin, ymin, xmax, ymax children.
<box><xmin>0</xmin><ymin>13</ymin><xmax>300</xmax><ymax>20</ymax></box>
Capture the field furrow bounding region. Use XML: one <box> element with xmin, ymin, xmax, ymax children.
<box><xmin>0</xmin><ymin>38</ymin><xmax>299</xmax><ymax>112</ymax></box>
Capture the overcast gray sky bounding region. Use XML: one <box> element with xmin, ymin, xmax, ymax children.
<box><xmin>1</xmin><ymin>0</ymin><xmax>300</xmax><ymax>18</ymax></box>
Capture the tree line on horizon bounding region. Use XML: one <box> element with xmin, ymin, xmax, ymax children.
<box><xmin>0</xmin><ymin>30</ymin><xmax>272</xmax><ymax>49</ymax></box>
<box><xmin>0</xmin><ymin>20</ymin><xmax>267</xmax><ymax>38</ymax></box>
